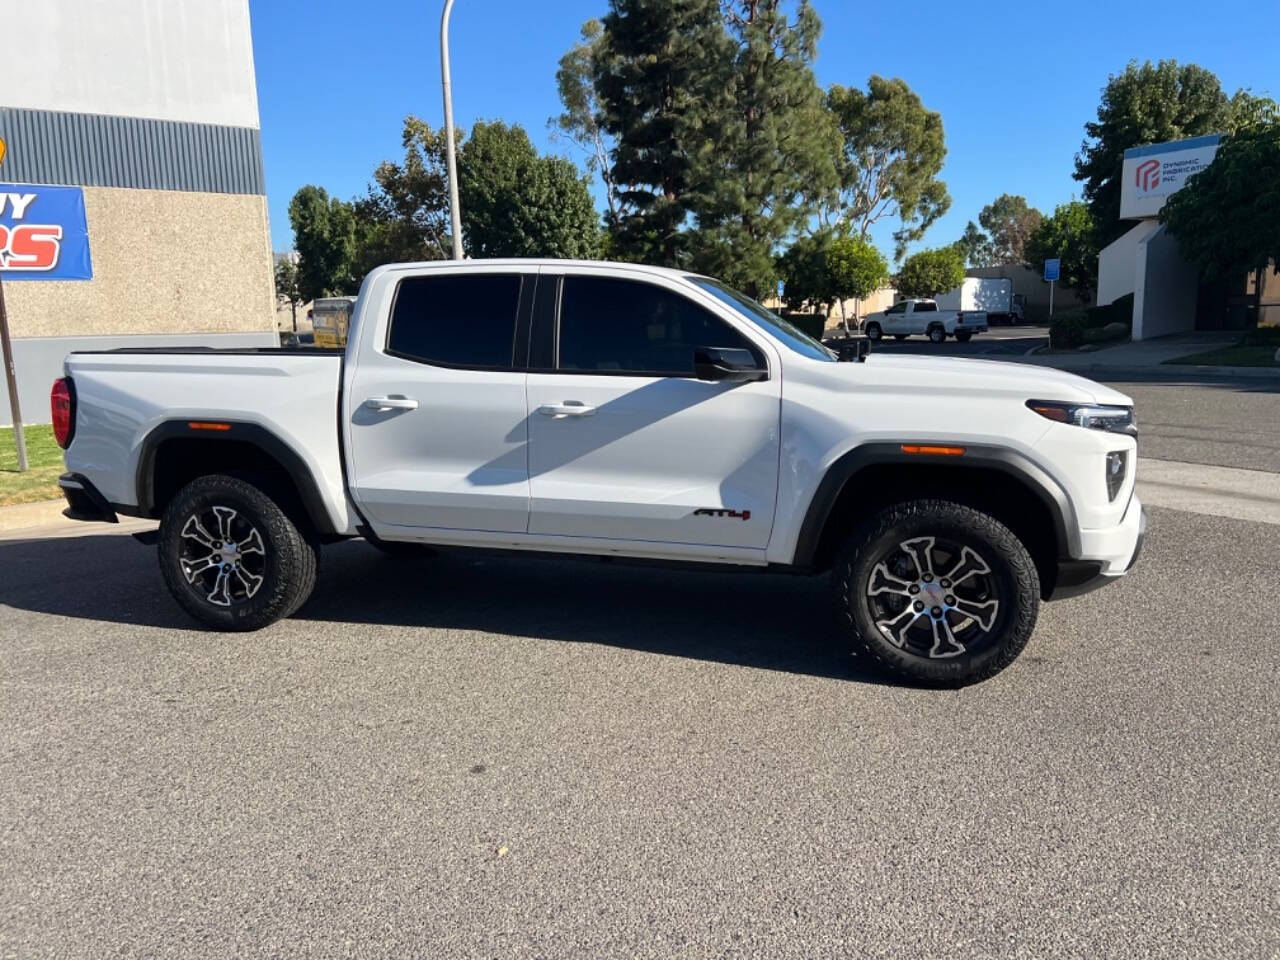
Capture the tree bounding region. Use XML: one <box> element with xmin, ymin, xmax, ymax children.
<box><xmin>777</xmin><ymin>230</ymin><xmax>837</xmax><ymax>315</ymax></box>
<box><xmin>273</xmin><ymin>257</ymin><xmax>305</xmax><ymax>331</ymax></box>
<box><xmin>826</xmin><ymin>234</ymin><xmax>888</xmax><ymax>330</ymax></box>
<box><xmin>287</xmin><ymin>185</ymin><xmax>359</xmax><ymax>302</ymax></box>
<box><xmin>954</xmin><ymin>221</ymin><xmax>995</xmax><ymax>268</ymax></box>
<box><xmin>353</xmin><ymin>116</ymin><xmax>454</xmax><ymax>276</ymax></box>
<box><xmin>458</xmin><ymin>120</ymin><xmax>600</xmax><ymax>259</ymax></box>
<box><xmin>552</xmin><ymin>20</ymin><xmax>620</xmax><ymax>218</ymax></box>
<box><xmin>594</xmin><ymin>0</ymin><xmax>735</xmax><ymax>266</ymax></box>
<box><xmin>1161</xmin><ymin>122</ymin><xmax>1280</xmax><ymax>282</ymax></box>
<box><xmin>1023</xmin><ymin>200</ymin><xmax>1098</xmax><ymax>303</ymax></box>
<box><xmin>685</xmin><ymin>0</ymin><xmax>837</xmax><ymax>297</ymax></box>
<box><xmin>825</xmin><ymin>77</ymin><xmax>950</xmax><ymax>258</ymax></box>
<box><xmin>978</xmin><ymin>194</ymin><xmax>1041</xmax><ymax>264</ymax></box>
<box><xmin>894</xmin><ymin>246</ymin><xmax>965</xmax><ymax>299</ymax></box>
<box><xmin>1074</xmin><ymin>60</ymin><xmax>1229</xmax><ymax>247</ymax></box>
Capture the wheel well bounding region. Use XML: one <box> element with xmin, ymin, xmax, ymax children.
<box><xmin>808</xmin><ymin>463</ymin><xmax>1061</xmax><ymax>597</ymax></box>
<box><xmin>147</xmin><ymin>437</ymin><xmax>316</xmax><ymax>534</ymax></box>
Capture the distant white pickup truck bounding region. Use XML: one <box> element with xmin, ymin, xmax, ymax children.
<box><xmin>862</xmin><ymin>299</ymin><xmax>988</xmax><ymax>344</ymax></box>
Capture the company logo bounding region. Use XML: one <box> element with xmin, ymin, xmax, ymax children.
<box><xmin>693</xmin><ymin>508</ymin><xmax>752</xmax><ymax>522</ymax></box>
<box><xmin>0</xmin><ymin>185</ymin><xmax>92</xmax><ymax>280</ymax></box>
<box><xmin>0</xmin><ymin>193</ymin><xmax>63</xmax><ymax>270</ymax></box>
<box><xmin>1134</xmin><ymin>158</ymin><xmax>1161</xmax><ymax>192</ymax></box>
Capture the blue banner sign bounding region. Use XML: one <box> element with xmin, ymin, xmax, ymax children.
<box><xmin>0</xmin><ymin>183</ymin><xmax>93</xmax><ymax>280</ymax></box>
<box><xmin>1043</xmin><ymin>258</ymin><xmax>1061</xmax><ymax>283</ymax></box>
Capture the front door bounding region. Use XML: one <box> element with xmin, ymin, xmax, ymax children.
<box><xmin>346</xmin><ymin>270</ymin><xmax>532</xmax><ymax>534</ymax></box>
<box><xmin>525</xmin><ymin>272</ymin><xmax>781</xmax><ymax>552</ymax></box>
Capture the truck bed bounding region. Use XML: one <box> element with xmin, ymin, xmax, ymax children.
<box><xmin>62</xmin><ymin>348</ymin><xmax>355</xmax><ymax>533</ymax></box>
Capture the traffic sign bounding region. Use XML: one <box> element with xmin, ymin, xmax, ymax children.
<box><xmin>1043</xmin><ymin>258</ymin><xmax>1061</xmax><ymax>283</ymax></box>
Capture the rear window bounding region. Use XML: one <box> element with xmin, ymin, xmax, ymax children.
<box><xmin>387</xmin><ymin>273</ymin><xmax>522</xmax><ymax>368</ymax></box>
<box><xmin>915</xmin><ymin>301</ymin><xmax>938</xmax><ymax>312</ymax></box>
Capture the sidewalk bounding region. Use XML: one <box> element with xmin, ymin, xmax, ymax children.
<box><xmin>1022</xmin><ymin>332</ymin><xmax>1280</xmax><ymax>380</ymax></box>
<box><xmin>0</xmin><ymin>498</ymin><xmax>155</xmax><ymax>540</ymax></box>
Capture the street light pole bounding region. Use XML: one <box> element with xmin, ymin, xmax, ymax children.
<box><xmin>0</xmin><ymin>134</ymin><xmax>28</xmax><ymax>472</ymax></box>
<box><xmin>440</xmin><ymin>0</ymin><xmax>464</xmax><ymax>260</ymax></box>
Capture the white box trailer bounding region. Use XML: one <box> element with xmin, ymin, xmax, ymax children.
<box><xmin>936</xmin><ymin>277</ymin><xmax>1025</xmax><ymax>324</ymax></box>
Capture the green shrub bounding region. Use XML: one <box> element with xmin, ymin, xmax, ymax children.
<box><xmin>1085</xmin><ymin>292</ymin><xmax>1135</xmax><ymax>330</ymax></box>
<box><xmin>1049</xmin><ymin>312</ymin><xmax>1087</xmax><ymax>349</ymax></box>
<box><xmin>782</xmin><ymin>312</ymin><xmax>826</xmax><ymax>341</ymax></box>
<box><xmin>1247</xmin><ymin>325</ymin><xmax>1280</xmax><ymax>346</ymax></box>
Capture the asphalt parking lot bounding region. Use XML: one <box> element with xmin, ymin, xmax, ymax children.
<box><xmin>2</xmin><ymin>490</ymin><xmax>1278</xmax><ymax>955</ymax></box>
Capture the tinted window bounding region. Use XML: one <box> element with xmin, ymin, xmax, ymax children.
<box><xmin>559</xmin><ymin>277</ymin><xmax>757</xmax><ymax>375</ymax></box>
<box><xmin>688</xmin><ymin>277</ymin><xmax>834</xmax><ymax>362</ymax></box>
<box><xmin>886</xmin><ymin>302</ymin><xmax>907</xmax><ymax>314</ymax></box>
<box><xmin>388</xmin><ymin>273</ymin><xmax>522</xmax><ymax>368</ymax></box>
<box><xmin>915</xmin><ymin>301</ymin><xmax>938</xmax><ymax>312</ymax></box>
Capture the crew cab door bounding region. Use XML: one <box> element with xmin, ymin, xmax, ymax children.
<box><xmin>525</xmin><ymin>270</ymin><xmax>781</xmax><ymax>554</ymax></box>
<box><xmin>880</xmin><ymin>301</ymin><xmax>909</xmax><ymax>334</ymax></box>
<box><xmin>344</xmin><ymin>269</ymin><xmax>533</xmax><ymax>534</ymax></box>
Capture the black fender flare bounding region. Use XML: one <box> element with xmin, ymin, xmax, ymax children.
<box><xmin>133</xmin><ymin>420</ymin><xmax>338</xmax><ymax>535</ymax></box>
<box><xmin>790</xmin><ymin>442</ymin><xmax>1080</xmax><ymax>568</ymax></box>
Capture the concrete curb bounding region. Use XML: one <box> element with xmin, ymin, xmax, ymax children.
<box><xmin>0</xmin><ymin>497</ymin><xmax>155</xmax><ymax>540</ymax></box>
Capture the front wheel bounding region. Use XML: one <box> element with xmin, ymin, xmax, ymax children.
<box><xmin>928</xmin><ymin>326</ymin><xmax>947</xmax><ymax>344</ymax></box>
<box><xmin>865</xmin><ymin>322</ymin><xmax>883</xmax><ymax>341</ymax></box>
<box><xmin>831</xmin><ymin>499</ymin><xmax>1040</xmax><ymax>686</ymax></box>
<box><xmin>158</xmin><ymin>474</ymin><xmax>319</xmax><ymax>631</ymax></box>
<box><xmin>955</xmin><ymin>331</ymin><xmax>973</xmax><ymax>342</ymax></box>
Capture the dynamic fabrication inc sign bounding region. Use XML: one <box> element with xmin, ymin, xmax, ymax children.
<box><xmin>1119</xmin><ymin>135</ymin><xmax>1222</xmax><ymax>220</ymax></box>
<box><xmin>0</xmin><ymin>183</ymin><xmax>93</xmax><ymax>280</ymax></box>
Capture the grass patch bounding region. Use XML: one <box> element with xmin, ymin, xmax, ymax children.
<box><xmin>1166</xmin><ymin>344</ymin><xmax>1280</xmax><ymax>367</ymax></box>
<box><xmin>0</xmin><ymin>424</ymin><xmax>64</xmax><ymax>506</ymax></box>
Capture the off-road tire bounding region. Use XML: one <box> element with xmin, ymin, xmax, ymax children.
<box><xmin>864</xmin><ymin>322</ymin><xmax>883</xmax><ymax>341</ymax></box>
<box><xmin>831</xmin><ymin>499</ymin><xmax>1039</xmax><ymax>687</ymax></box>
<box><xmin>158</xmin><ymin>474</ymin><xmax>319</xmax><ymax>631</ymax></box>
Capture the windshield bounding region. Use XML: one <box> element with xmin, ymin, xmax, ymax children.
<box><xmin>688</xmin><ymin>277</ymin><xmax>836</xmax><ymax>361</ymax></box>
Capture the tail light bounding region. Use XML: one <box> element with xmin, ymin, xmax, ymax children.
<box><xmin>51</xmin><ymin>377</ymin><xmax>75</xmax><ymax>449</ymax></box>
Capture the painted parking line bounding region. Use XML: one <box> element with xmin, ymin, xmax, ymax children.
<box><xmin>1137</xmin><ymin>457</ymin><xmax>1280</xmax><ymax>526</ymax></box>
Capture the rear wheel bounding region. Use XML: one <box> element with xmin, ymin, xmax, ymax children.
<box><xmin>955</xmin><ymin>331</ymin><xmax>973</xmax><ymax>342</ymax></box>
<box><xmin>928</xmin><ymin>325</ymin><xmax>947</xmax><ymax>344</ymax></box>
<box><xmin>158</xmin><ymin>474</ymin><xmax>318</xmax><ymax>631</ymax></box>
<box><xmin>831</xmin><ymin>499</ymin><xmax>1039</xmax><ymax>686</ymax></box>
<box><xmin>865</xmin><ymin>322</ymin><xmax>883</xmax><ymax>341</ymax></box>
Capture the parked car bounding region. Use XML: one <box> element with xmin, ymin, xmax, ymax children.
<box><xmin>936</xmin><ymin>277</ymin><xmax>1025</xmax><ymax>325</ymax></box>
<box><xmin>51</xmin><ymin>260</ymin><xmax>1143</xmax><ymax>686</ymax></box>
<box><xmin>862</xmin><ymin>299</ymin><xmax>989</xmax><ymax>343</ymax></box>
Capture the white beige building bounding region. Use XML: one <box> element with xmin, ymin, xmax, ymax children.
<box><xmin>0</xmin><ymin>0</ymin><xmax>276</xmax><ymax>425</ymax></box>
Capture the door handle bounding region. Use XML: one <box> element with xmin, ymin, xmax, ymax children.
<box><xmin>364</xmin><ymin>396</ymin><xmax>419</xmax><ymax>411</ymax></box>
<box><xmin>538</xmin><ymin>401</ymin><xmax>596</xmax><ymax>419</ymax></box>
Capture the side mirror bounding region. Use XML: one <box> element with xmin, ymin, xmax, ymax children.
<box><xmin>693</xmin><ymin>346</ymin><xmax>768</xmax><ymax>383</ymax></box>
<box><xmin>834</xmin><ymin>338</ymin><xmax>870</xmax><ymax>363</ymax></box>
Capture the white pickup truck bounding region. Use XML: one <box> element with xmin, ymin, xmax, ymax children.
<box><xmin>52</xmin><ymin>259</ymin><xmax>1144</xmax><ymax>686</ymax></box>
<box><xmin>862</xmin><ymin>298</ymin><xmax>989</xmax><ymax>344</ymax></box>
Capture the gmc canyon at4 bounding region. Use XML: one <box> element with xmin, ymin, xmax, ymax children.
<box><xmin>52</xmin><ymin>260</ymin><xmax>1144</xmax><ymax>685</ymax></box>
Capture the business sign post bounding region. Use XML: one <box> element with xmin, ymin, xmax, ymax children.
<box><xmin>1120</xmin><ymin>135</ymin><xmax>1222</xmax><ymax>220</ymax></box>
<box><xmin>0</xmin><ymin>138</ymin><xmax>29</xmax><ymax>471</ymax></box>
<box><xmin>1044</xmin><ymin>258</ymin><xmax>1061</xmax><ymax>318</ymax></box>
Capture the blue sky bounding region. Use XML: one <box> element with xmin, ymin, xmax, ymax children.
<box><xmin>250</xmin><ymin>0</ymin><xmax>1277</xmax><ymax>260</ymax></box>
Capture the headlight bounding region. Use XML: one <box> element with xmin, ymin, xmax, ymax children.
<box><xmin>1027</xmin><ymin>400</ymin><xmax>1137</xmax><ymax>437</ymax></box>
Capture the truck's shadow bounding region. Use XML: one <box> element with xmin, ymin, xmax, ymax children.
<box><xmin>0</xmin><ymin>535</ymin><xmax>881</xmax><ymax>684</ymax></box>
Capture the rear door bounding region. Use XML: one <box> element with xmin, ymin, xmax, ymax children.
<box><xmin>524</xmin><ymin>269</ymin><xmax>781</xmax><ymax>553</ymax></box>
<box><xmin>345</xmin><ymin>269</ymin><xmax>533</xmax><ymax>534</ymax></box>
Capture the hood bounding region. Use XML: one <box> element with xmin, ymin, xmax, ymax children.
<box><xmin>851</xmin><ymin>354</ymin><xmax>1133</xmax><ymax>406</ymax></box>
